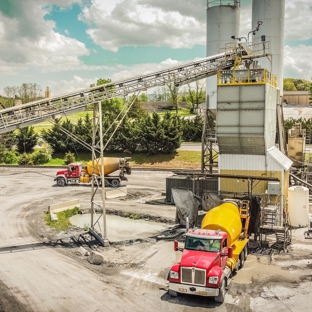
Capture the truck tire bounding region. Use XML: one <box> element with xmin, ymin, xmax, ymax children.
<box><xmin>215</xmin><ymin>279</ymin><xmax>225</xmax><ymax>303</ymax></box>
<box><xmin>168</xmin><ymin>289</ymin><xmax>179</xmax><ymax>297</ymax></box>
<box><xmin>111</xmin><ymin>179</ymin><xmax>120</xmax><ymax>187</ymax></box>
<box><xmin>239</xmin><ymin>251</ymin><xmax>245</xmax><ymax>269</ymax></box>
<box><xmin>244</xmin><ymin>246</ymin><xmax>248</xmax><ymax>261</ymax></box>
<box><xmin>57</xmin><ymin>178</ymin><xmax>65</xmax><ymax>187</ymax></box>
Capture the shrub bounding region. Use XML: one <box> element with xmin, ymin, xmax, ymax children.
<box><xmin>18</xmin><ymin>153</ymin><xmax>32</xmax><ymax>165</ymax></box>
<box><xmin>31</xmin><ymin>147</ymin><xmax>52</xmax><ymax>165</ymax></box>
<box><xmin>64</xmin><ymin>151</ymin><xmax>76</xmax><ymax>164</ymax></box>
<box><xmin>0</xmin><ymin>149</ymin><xmax>18</xmax><ymax>164</ymax></box>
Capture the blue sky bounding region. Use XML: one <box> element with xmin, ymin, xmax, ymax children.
<box><xmin>0</xmin><ymin>0</ymin><xmax>311</xmax><ymax>97</ymax></box>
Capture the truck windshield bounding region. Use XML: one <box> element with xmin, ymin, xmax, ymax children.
<box><xmin>185</xmin><ymin>237</ymin><xmax>221</xmax><ymax>252</ymax></box>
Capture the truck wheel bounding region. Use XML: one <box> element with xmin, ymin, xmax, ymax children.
<box><xmin>244</xmin><ymin>246</ymin><xmax>248</xmax><ymax>261</ymax></box>
<box><xmin>239</xmin><ymin>251</ymin><xmax>245</xmax><ymax>269</ymax></box>
<box><xmin>57</xmin><ymin>178</ymin><xmax>65</xmax><ymax>187</ymax></box>
<box><xmin>111</xmin><ymin>179</ymin><xmax>120</xmax><ymax>187</ymax></box>
<box><xmin>168</xmin><ymin>289</ymin><xmax>178</xmax><ymax>297</ymax></box>
<box><xmin>215</xmin><ymin>279</ymin><xmax>225</xmax><ymax>303</ymax></box>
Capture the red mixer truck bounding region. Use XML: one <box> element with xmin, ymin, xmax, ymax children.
<box><xmin>54</xmin><ymin>157</ymin><xmax>131</xmax><ymax>187</ymax></box>
<box><xmin>167</xmin><ymin>200</ymin><xmax>250</xmax><ymax>303</ymax></box>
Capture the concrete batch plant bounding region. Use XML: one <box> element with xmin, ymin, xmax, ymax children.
<box><xmin>200</xmin><ymin>0</ymin><xmax>308</xmax><ymax>244</ymax></box>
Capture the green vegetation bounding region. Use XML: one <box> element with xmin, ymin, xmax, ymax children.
<box><xmin>123</xmin><ymin>212</ymin><xmax>144</xmax><ymax>220</ymax></box>
<box><xmin>283</xmin><ymin>78</ymin><xmax>311</xmax><ymax>91</ymax></box>
<box><xmin>44</xmin><ymin>150</ymin><xmax>202</xmax><ymax>169</ymax></box>
<box><xmin>44</xmin><ymin>207</ymin><xmax>81</xmax><ymax>231</ymax></box>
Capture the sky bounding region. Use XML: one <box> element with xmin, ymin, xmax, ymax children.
<box><xmin>0</xmin><ymin>0</ymin><xmax>311</xmax><ymax>97</ymax></box>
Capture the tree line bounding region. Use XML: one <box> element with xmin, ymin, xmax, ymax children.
<box><xmin>0</xmin><ymin>94</ymin><xmax>204</xmax><ymax>164</ymax></box>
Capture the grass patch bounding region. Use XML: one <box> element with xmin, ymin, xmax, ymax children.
<box><xmin>123</xmin><ymin>212</ymin><xmax>144</xmax><ymax>220</ymax></box>
<box><xmin>45</xmin><ymin>207</ymin><xmax>81</xmax><ymax>231</ymax></box>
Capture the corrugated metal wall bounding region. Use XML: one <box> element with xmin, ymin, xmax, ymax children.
<box><xmin>166</xmin><ymin>175</ymin><xmax>218</xmax><ymax>203</ymax></box>
<box><xmin>216</xmin><ymin>84</ymin><xmax>278</xmax><ymax>154</ymax></box>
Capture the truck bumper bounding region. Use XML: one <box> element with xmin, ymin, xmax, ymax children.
<box><xmin>169</xmin><ymin>282</ymin><xmax>219</xmax><ymax>297</ymax></box>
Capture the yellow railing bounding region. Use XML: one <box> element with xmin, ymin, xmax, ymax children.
<box><xmin>217</xmin><ymin>68</ymin><xmax>277</xmax><ymax>88</ymax></box>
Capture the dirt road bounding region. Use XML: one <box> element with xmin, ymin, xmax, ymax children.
<box><xmin>0</xmin><ymin>168</ymin><xmax>312</xmax><ymax>312</ymax></box>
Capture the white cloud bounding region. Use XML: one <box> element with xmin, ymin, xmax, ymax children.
<box><xmin>49</xmin><ymin>75</ymin><xmax>97</xmax><ymax>96</ymax></box>
<box><xmin>47</xmin><ymin>57</ymin><xmax>187</xmax><ymax>96</ymax></box>
<box><xmin>110</xmin><ymin>58</ymin><xmax>181</xmax><ymax>82</ymax></box>
<box><xmin>285</xmin><ymin>0</ymin><xmax>312</xmax><ymax>41</ymax></box>
<box><xmin>0</xmin><ymin>0</ymin><xmax>311</xmax><ymax>97</ymax></box>
<box><xmin>80</xmin><ymin>0</ymin><xmax>206</xmax><ymax>52</ymax></box>
<box><xmin>284</xmin><ymin>45</ymin><xmax>312</xmax><ymax>80</ymax></box>
<box><xmin>0</xmin><ymin>0</ymin><xmax>89</xmax><ymax>76</ymax></box>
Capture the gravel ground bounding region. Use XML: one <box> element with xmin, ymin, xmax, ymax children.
<box><xmin>0</xmin><ymin>167</ymin><xmax>312</xmax><ymax>312</ymax></box>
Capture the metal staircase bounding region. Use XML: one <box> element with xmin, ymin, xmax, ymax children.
<box><xmin>260</xmin><ymin>205</ymin><xmax>291</xmax><ymax>252</ymax></box>
<box><xmin>0</xmin><ymin>42</ymin><xmax>269</xmax><ymax>134</ymax></box>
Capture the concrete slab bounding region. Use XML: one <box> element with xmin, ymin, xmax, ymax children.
<box><xmin>48</xmin><ymin>199</ymin><xmax>80</xmax><ymax>213</ymax></box>
<box><xmin>69</xmin><ymin>213</ymin><xmax>170</xmax><ymax>242</ymax></box>
<box><xmin>106</xmin><ymin>187</ymin><xmax>127</xmax><ymax>199</ymax></box>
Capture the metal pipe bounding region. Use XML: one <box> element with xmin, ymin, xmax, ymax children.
<box><xmin>98</xmin><ymin>101</ymin><xmax>109</xmax><ymax>246</ymax></box>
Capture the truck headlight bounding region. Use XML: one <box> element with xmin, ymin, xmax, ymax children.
<box><xmin>169</xmin><ymin>271</ymin><xmax>179</xmax><ymax>279</ymax></box>
<box><xmin>208</xmin><ymin>276</ymin><xmax>218</xmax><ymax>284</ymax></box>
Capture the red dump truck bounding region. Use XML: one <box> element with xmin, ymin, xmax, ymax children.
<box><xmin>54</xmin><ymin>157</ymin><xmax>131</xmax><ymax>187</ymax></box>
<box><xmin>168</xmin><ymin>200</ymin><xmax>250</xmax><ymax>303</ymax></box>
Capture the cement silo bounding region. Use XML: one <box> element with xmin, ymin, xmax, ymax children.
<box><xmin>206</xmin><ymin>0</ymin><xmax>240</xmax><ymax>116</ymax></box>
<box><xmin>252</xmin><ymin>0</ymin><xmax>285</xmax><ymax>95</ymax></box>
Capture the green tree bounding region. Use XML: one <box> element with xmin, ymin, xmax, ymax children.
<box><xmin>74</xmin><ymin>113</ymin><xmax>93</xmax><ymax>152</ymax></box>
<box><xmin>166</xmin><ymin>81</ymin><xmax>181</xmax><ymax>114</ymax></box>
<box><xmin>64</xmin><ymin>151</ymin><xmax>76</xmax><ymax>164</ymax></box>
<box><xmin>283</xmin><ymin>78</ymin><xmax>311</xmax><ymax>91</ymax></box>
<box><xmin>160</xmin><ymin>112</ymin><xmax>182</xmax><ymax>153</ymax></box>
<box><xmin>283</xmin><ymin>79</ymin><xmax>297</xmax><ymax>91</ymax></box>
<box><xmin>181</xmin><ymin>115</ymin><xmax>204</xmax><ymax>142</ymax></box>
<box><xmin>15</xmin><ymin>126</ymin><xmax>38</xmax><ymax>153</ymax></box>
<box><xmin>186</xmin><ymin>80</ymin><xmax>206</xmax><ymax>112</ymax></box>
<box><xmin>0</xmin><ymin>143</ymin><xmax>18</xmax><ymax>164</ymax></box>
<box><xmin>137</xmin><ymin>112</ymin><xmax>182</xmax><ymax>155</ymax></box>
<box><xmin>138</xmin><ymin>93</ymin><xmax>148</xmax><ymax>102</ymax></box>
<box><xmin>127</xmin><ymin>94</ymin><xmax>147</xmax><ymax>119</ymax></box>
<box><xmin>0</xmin><ymin>131</ymin><xmax>16</xmax><ymax>149</ymax></box>
<box><xmin>31</xmin><ymin>148</ymin><xmax>52</xmax><ymax>165</ymax></box>
<box><xmin>138</xmin><ymin>113</ymin><xmax>164</xmax><ymax>155</ymax></box>
<box><xmin>41</xmin><ymin>119</ymin><xmax>75</xmax><ymax>153</ymax></box>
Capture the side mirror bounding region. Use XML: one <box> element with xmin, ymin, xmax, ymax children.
<box><xmin>228</xmin><ymin>247</ymin><xmax>233</xmax><ymax>258</ymax></box>
<box><xmin>174</xmin><ymin>240</ymin><xmax>179</xmax><ymax>251</ymax></box>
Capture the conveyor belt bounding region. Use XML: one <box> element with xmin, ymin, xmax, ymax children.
<box><xmin>0</xmin><ymin>43</ymin><xmax>266</xmax><ymax>134</ymax></box>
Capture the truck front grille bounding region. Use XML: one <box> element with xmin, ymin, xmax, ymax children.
<box><xmin>181</xmin><ymin>267</ymin><xmax>206</xmax><ymax>286</ymax></box>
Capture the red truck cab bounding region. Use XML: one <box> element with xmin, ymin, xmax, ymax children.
<box><xmin>168</xmin><ymin>228</ymin><xmax>233</xmax><ymax>303</ymax></box>
<box><xmin>55</xmin><ymin>163</ymin><xmax>82</xmax><ymax>186</ymax></box>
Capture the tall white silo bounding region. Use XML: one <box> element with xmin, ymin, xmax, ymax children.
<box><xmin>206</xmin><ymin>0</ymin><xmax>240</xmax><ymax>116</ymax></box>
<box><xmin>252</xmin><ymin>0</ymin><xmax>285</xmax><ymax>95</ymax></box>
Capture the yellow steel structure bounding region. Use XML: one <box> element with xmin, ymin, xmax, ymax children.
<box><xmin>217</xmin><ymin>68</ymin><xmax>277</xmax><ymax>88</ymax></box>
